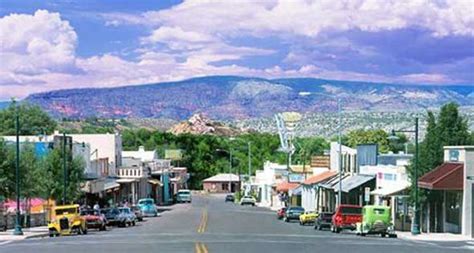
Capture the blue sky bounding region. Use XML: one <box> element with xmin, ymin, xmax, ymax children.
<box><xmin>0</xmin><ymin>0</ymin><xmax>473</xmax><ymax>100</ymax></box>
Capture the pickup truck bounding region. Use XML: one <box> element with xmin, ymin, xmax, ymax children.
<box><xmin>331</xmin><ymin>204</ymin><xmax>362</xmax><ymax>233</ymax></box>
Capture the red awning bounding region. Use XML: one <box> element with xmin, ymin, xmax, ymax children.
<box><xmin>302</xmin><ymin>171</ymin><xmax>337</xmax><ymax>185</ymax></box>
<box><xmin>418</xmin><ymin>163</ymin><xmax>463</xmax><ymax>190</ymax></box>
<box><xmin>275</xmin><ymin>182</ymin><xmax>299</xmax><ymax>192</ymax></box>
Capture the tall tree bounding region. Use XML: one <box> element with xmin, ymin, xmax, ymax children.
<box><xmin>408</xmin><ymin>103</ymin><xmax>471</xmax><ymax>205</ymax></box>
<box><xmin>346</xmin><ymin>129</ymin><xmax>401</xmax><ymax>153</ymax></box>
<box><xmin>0</xmin><ymin>102</ymin><xmax>57</xmax><ymax>135</ymax></box>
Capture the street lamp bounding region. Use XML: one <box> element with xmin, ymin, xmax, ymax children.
<box><xmin>12</xmin><ymin>99</ymin><xmax>23</xmax><ymax>235</ymax></box>
<box><xmin>299</xmin><ymin>92</ymin><xmax>343</xmax><ymax>207</ymax></box>
<box><xmin>388</xmin><ymin>117</ymin><xmax>420</xmax><ymax>235</ymax></box>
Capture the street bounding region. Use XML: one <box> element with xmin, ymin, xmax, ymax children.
<box><xmin>1</xmin><ymin>194</ymin><xmax>472</xmax><ymax>253</ymax></box>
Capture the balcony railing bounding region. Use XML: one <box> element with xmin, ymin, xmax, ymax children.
<box><xmin>117</xmin><ymin>167</ymin><xmax>147</xmax><ymax>178</ymax></box>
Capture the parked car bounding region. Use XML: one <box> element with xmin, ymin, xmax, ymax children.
<box><xmin>80</xmin><ymin>209</ymin><xmax>107</xmax><ymax>231</ymax></box>
<box><xmin>131</xmin><ymin>206</ymin><xmax>144</xmax><ymax>221</ymax></box>
<box><xmin>240</xmin><ymin>196</ymin><xmax>256</xmax><ymax>206</ymax></box>
<box><xmin>48</xmin><ymin>204</ymin><xmax>87</xmax><ymax>237</ymax></box>
<box><xmin>314</xmin><ymin>212</ymin><xmax>334</xmax><ymax>230</ymax></box>
<box><xmin>225</xmin><ymin>194</ymin><xmax>235</xmax><ymax>202</ymax></box>
<box><xmin>331</xmin><ymin>204</ymin><xmax>363</xmax><ymax>233</ymax></box>
<box><xmin>284</xmin><ymin>206</ymin><xmax>305</xmax><ymax>222</ymax></box>
<box><xmin>137</xmin><ymin>198</ymin><xmax>159</xmax><ymax>217</ymax></box>
<box><xmin>176</xmin><ymin>189</ymin><xmax>192</xmax><ymax>203</ymax></box>
<box><xmin>276</xmin><ymin>207</ymin><xmax>287</xmax><ymax>220</ymax></box>
<box><xmin>356</xmin><ymin>205</ymin><xmax>397</xmax><ymax>238</ymax></box>
<box><xmin>299</xmin><ymin>211</ymin><xmax>318</xmax><ymax>225</ymax></box>
<box><xmin>102</xmin><ymin>208</ymin><xmax>127</xmax><ymax>227</ymax></box>
<box><xmin>118</xmin><ymin>207</ymin><xmax>137</xmax><ymax>226</ymax></box>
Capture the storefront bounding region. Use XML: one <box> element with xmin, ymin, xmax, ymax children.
<box><xmin>418</xmin><ymin>146</ymin><xmax>473</xmax><ymax>237</ymax></box>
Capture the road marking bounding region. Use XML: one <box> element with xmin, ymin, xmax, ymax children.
<box><xmin>197</xmin><ymin>208</ymin><xmax>208</xmax><ymax>233</ymax></box>
<box><xmin>195</xmin><ymin>242</ymin><xmax>209</xmax><ymax>253</ymax></box>
<box><xmin>0</xmin><ymin>240</ymin><xmax>12</xmax><ymax>246</ymax></box>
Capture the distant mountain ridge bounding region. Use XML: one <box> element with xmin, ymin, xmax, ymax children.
<box><xmin>25</xmin><ymin>76</ymin><xmax>474</xmax><ymax>120</ymax></box>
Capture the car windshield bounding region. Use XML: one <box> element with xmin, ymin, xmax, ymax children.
<box><xmin>139</xmin><ymin>200</ymin><xmax>154</xmax><ymax>205</ymax></box>
<box><xmin>178</xmin><ymin>191</ymin><xmax>190</xmax><ymax>195</ymax></box>
<box><xmin>108</xmin><ymin>209</ymin><xmax>120</xmax><ymax>215</ymax></box>
<box><xmin>55</xmin><ymin>208</ymin><xmax>77</xmax><ymax>215</ymax></box>
<box><xmin>119</xmin><ymin>208</ymin><xmax>130</xmax><ymax>213</ymax></box>
<box><xmin>290</xmin><ymin>207</ymin><xmax>304</xmax><ymax>212</ymax></box>
<box><xmin>341</xmin><ymin>207</ymin><xmax>362</xmax><ymax>214</ymax></box>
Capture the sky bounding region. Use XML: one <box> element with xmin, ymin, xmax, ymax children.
<box><xmin>0</xmin><ymin>0</ymin><xmax>473</xmax><ymax>100</ymax></box>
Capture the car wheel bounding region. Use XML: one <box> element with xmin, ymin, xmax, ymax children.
<box><xmin>299</xmin><ymin>221</ymin><xmax>303</xmax><ymax>226</ymax></box>
<box><xmin>381</xmin><ymin>233</ymin><xmax>386</xmax><ymax>238</ymax></box>
<box><xmin>330</xmin><ymin>224</ymin><xmax>335</xmax><ymax>233</ymax></box>
<box><xmin>132</xmin><ymin>221</ymin><xmax>136</xmax><ymax>226</ymax></box>
<box><xmin>83</xmin><ymin>227</ymin><xmax>88</xmax><ymax>235</ymax></box>
<box><xmin>285</xmin><ymin>218</ymin><xmax>289</xmax><ymax>223</ymax></box>
<box><xmin>335</xmin><ymin>227</ymin><xmax>341</xmax><ymax>233</ymax></box>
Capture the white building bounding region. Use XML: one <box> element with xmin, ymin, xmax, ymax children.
<box><xmin>330</xmin><ymin>142</ymin><xmax>357</xmax><ymax>173</ymax></box>
<box><xmin>254</xmin><ymin>161</ymin><xmax>288</xmax><ymax>208</ymax></box>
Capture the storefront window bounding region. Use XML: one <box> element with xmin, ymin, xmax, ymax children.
<box><xmin>446</xmin><ymin>191</ymin><xmax>462</xmax><ymax>226</ymax></box>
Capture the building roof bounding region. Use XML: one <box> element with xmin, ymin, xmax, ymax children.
<box><xmin>302</xmin><ymin>171</ymin><xmax>338</xmax><ymax>185</ymax></box>
<box><xmin>275</xmin><ymin>181</ymin><xmax>299</xmax><ymax>192</ymax></box>
<box><xmin>419</xmin><ymin>163</ymin><xmax>463</xmax><ymax>190</ymax></box>
<box><xmin>334</xmin><ymin>174</ymin><xmax>375</xmax><ymax>193</ymax></box>
<box><xmin>203</xmin><ymin>173</ymin><xmax>240</xmax><ymax>183</ymax></box>
<box><xmin>122</xmin><ymin>146</ymin><xmax>157</xmax><ymax>162</ymax></box>
<box><xmin>370</xmin><ymin>182</ymin><xmax>411</xmax><ymax>197</ymax></box>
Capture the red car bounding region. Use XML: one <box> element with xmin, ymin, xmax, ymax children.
<box><xmin>81</xmin><ymin>209</ymin><xmax>107</xmax><ymax>231</ymax></box>
<box><xmin>331</xmin><ymin>204</ymin><xmax>362</xmax><ymax>233</ymax></box>
<box><xmin>276</xmin><ymin>207</ymin><xmax>287</xmax><ymax>220</ymax></box>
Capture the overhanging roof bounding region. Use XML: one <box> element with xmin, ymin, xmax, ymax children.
<box><xmin>334</xmin><ymin>174</ymin><xmax>375</xmax><ymax>193</ymax></box>
<box><xmin>275</xmin><ymin>182</ymin><xmax>299</xmax><ymax>192</ymax></box>
<box><xmin>419</xmin><ymin>163</ymin><xmax>463</xmax><ymax>190</ymax></box>
<box><xmin>302</xmin><ymin>171</ymin><xmax>338</xmax><ymax>185</ymax></box>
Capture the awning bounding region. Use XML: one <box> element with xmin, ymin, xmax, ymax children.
<box><xmin>290</xmin><ymin>185</ymin><xmax>303</xmax><ymax>196</ymax></box>
<box><xmin>116</xmin><ymin>178</ymin><xmax>138</xmax><ymax>183</ymax></box>
<box><xmin>148</xmin><ymin>179</ymin><xmax>163</xmax><ymax>186</ymax></box>
<box><xmin>275</xmin><ymin>182</ymin><xmax>299</xmax><ymax>192</ymax></box>
<box><xmin>302</xmin><ymin>171</ymin><xmax>338</xmax><ymax>185</ymax></box>
<box><xmin>319</xmin><ymin>174</ymin><xmax>350</xmax><ymax>189</ymax></box>
<box><xmin>371</xmin><ymin>182</ymin><xmax>410</xmax><ymax>197</ymax></box>
<box><xmin>334</xmin><ymin>174</ymin><xmax>375</xmax><ymax>193</ymax></box>
<box><xmin>419</xmin><ymin>163</ymin><xmax>463</xmax><ymax>190</ymax></box>
<box><xmin>104</xmin><ymin>179</ymin><xmax>120</xmax><ymax>191</ymax></box>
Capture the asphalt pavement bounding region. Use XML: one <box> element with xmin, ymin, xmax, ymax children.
<box><xmin>0</xmin><ymin>193</ymin><xmax>472</xmax><ymax>253</ymax></box>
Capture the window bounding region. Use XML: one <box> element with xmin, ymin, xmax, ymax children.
<box><xmin>446</xmin><ymin>191</ymin><xmax>462</xmax><ymax>226</ymax></box>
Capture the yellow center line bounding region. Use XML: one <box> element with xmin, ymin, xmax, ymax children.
<box><xmin>197</xmin><ymin>208</ymin><xmax>208</xmax><ymax>233</ymax></box>
<box><xmin>195</xmin><ymin>242</ymin><xmax>202</xmax><ymax>253</ymax></box>
<box><xmin>200</xmin><ymin>243</ymin><xmax>209</xmax><ymax>253</ymax></box>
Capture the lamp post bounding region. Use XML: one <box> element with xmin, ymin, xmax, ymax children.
<box><xmin>63</xmin><ymin>132</ymin><xmax>67</xmax><ymax>205</ymax></box>
<box><xmin>12</xmin><ymin>100</ymin><xmax>23</xmax><ymax>235</ymax></box>
<box><xmin>299</xmin><ymin>92</ymin><xmax>343</xmax><ymax>207</ymax></box>
<box><xmin>388</xmin><ymin>117</ymin><xmax>420</xmax><ymax>235</ymax></box>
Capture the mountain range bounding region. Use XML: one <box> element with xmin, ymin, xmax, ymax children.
<box><xmin>25</xmin><ymin>76</ymin><xmax>474</xmax><ymax>121</ymax></box>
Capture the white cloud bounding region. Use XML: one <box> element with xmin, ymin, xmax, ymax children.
<box><xmin>0</xmin><ymin>9</ymin><xmax>78</xmax><ymax>77</ymax></box>
<box><xmin>109</xmin><ymin>0</ymin><xmax>473</xmax><ymax>38</ymax></box>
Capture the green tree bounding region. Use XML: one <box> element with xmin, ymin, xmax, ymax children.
<box><xmin>408</xmin><ymin>103</ymin><xmax>471</xmax><ymax>205</ymax></box>
<box><xmin>346</xmin><ymin>129</ymin><xmax>399</xmax><ymax>153</ymax></box>
<box><xmin>0</xmin><ymin>102</ymin><xmax>57</xmax><ymax>135</ymax></box>
<box><xmin>0</xmin><ymin>138</ymin><xmax>14</xmax><ymax>199</ymax></box>
<box><xmin>43</xmin><ymin>149</ymin><xmax>85</xmax><ymax>203</ymax></box>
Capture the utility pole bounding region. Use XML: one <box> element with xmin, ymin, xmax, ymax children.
<box><xmin>337</xmin><ymin>98</ymin><xmax>342</xmax><ymax>207</ymax></box>
<box><xmin>13</xmin><ymin>100</ymin><xmax>23</xmax><ymax>235</ymax></box>
<box><xmin>229</xmin><ymin>148</ymin><xmax>232</xmax><ymax>193</ymax></box>
<box><xmin>413</xmin><ymin>117</ymin><xmax>420</xmax><ymax>235</ymax></box>
<box><xmin>63</xmin><ymin>132</ymin><xmax>67</xmax><ymax>205</ymax></box>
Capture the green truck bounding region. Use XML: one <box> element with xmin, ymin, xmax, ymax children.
<box><xmin>356</xmin><ymin>205</ymin><xmax>397</xmax><ymax>238</ymax></box>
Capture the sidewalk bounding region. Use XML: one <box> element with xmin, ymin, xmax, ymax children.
<box><xmin>0</xmin><ymin>226</ymin><xmax>48</xmax><ymax>241</ymax></box>
<box><xmin>398</xmin><ymin>231</ymin><xmax>473</xmax><ymax>242</ymax></box>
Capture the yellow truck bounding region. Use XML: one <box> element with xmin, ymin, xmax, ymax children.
<box><xmin>48</xmin><ymin>204</ymin><xmax>87</xmax><ymax>237</ymax></box>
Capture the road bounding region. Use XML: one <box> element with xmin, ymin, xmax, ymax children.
<box><xmin>1</xmin><ymin>194</ymin><xmax>472</xmax><ymax>253</ymax></box>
